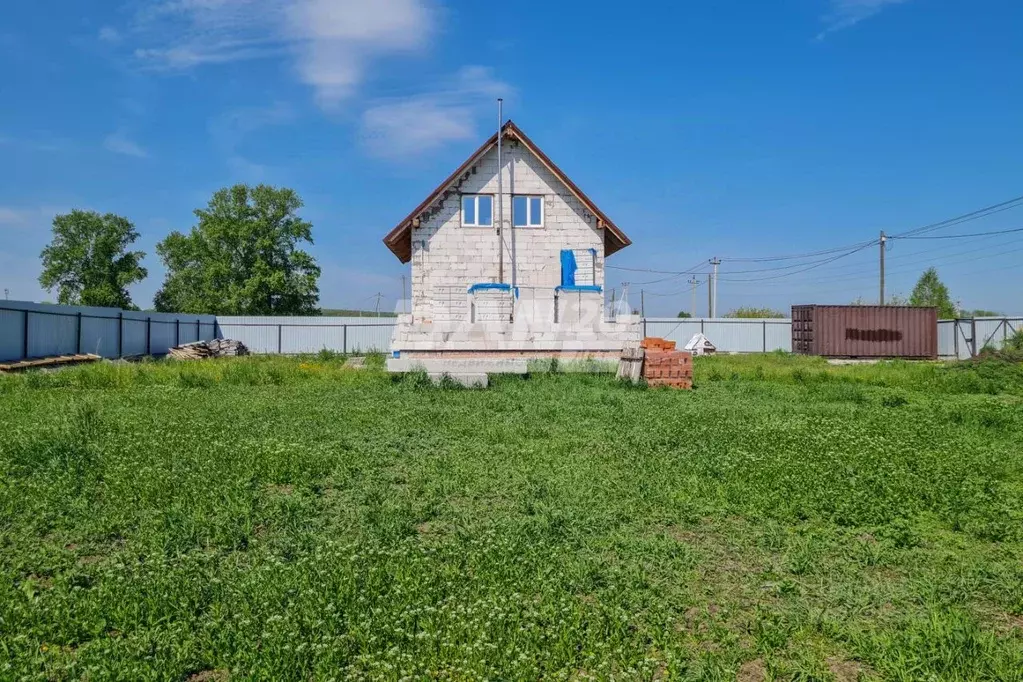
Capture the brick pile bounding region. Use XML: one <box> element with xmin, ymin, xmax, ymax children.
<box><xmin>640</xmin><ymin>337</ymin><xmax>693</xmax><ymax>389</ymax></box>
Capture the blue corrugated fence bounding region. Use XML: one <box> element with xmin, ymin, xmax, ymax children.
<box><xmin>0</xmin><ymin>300</ymin><xmax>216</xmax><ymax>363</ymax></box>
<box><xmin>2</xmin><ymin>302</ymin><xmax>1018</xmax><ymax>362</ymax></box>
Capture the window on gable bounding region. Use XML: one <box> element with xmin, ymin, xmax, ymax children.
<box><xmin>512</xmin><ymin>195</ymin><xmax>543</xmax><ymax>227</ymax></box>
<box><xmin>461</xmin><ymin>194</ymin><xmax>493</xmax><ymax>227</ymax></box>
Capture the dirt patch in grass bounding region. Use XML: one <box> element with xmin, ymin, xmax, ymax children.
<box><xmin>264</xmin><ymin>484</ymin><xmax>294</xmax><ymax>496</ymax></box>
<box><xmin>737</xmin><ymin>658</ymin><xmax>766</xmax><ymax>682</ymax></box>
<box><xmin>25</xmin><ymin>574</ymin><xmax>53</xmax><ymax>589</ymax></box>
<box><xmin>827</xmin><ymin>656</ymin><xmax>864</xmax><ymax>682</ymax></box>
<box><xmin>187</xmin><ymin>670</ymin><xmax>229</xmax><ymax>682</ymax></box>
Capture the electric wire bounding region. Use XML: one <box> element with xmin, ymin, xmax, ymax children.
<box><xmin>890</xmin><ymin>225</ymin><xmax>1023</xmax><ymax>240</ymax></box>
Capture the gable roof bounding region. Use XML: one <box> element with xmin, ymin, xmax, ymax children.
<box><xmin>382</xmin><ymin>120</ymin><xmax>631</xmax><ymax>263</ymax></box>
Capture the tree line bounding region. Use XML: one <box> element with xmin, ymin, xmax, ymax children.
<box><xmin>38</xmin><ymin>184</ymin><xmax>320</xmax><ymax>315</ymax></box>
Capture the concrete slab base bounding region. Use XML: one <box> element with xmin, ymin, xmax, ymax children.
<box><xmin>387</xmin><ymin>357</ymin><xmax>529</xmax><ymax>374</ymax></box>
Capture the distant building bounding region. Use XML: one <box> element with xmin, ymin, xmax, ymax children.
<box><xmin>384</xmin><ymin>120</ymin><xmax>639</xmax><ymax>358</ymax></box>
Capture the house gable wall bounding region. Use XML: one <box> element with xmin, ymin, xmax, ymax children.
<box><xmin>411</xmin><ymin>141</ymin><xmax>605</xmax><ymax>323</ymax></box>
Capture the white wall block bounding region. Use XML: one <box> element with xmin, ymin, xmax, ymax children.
<box><xmin>394</xmin><ymin>138</ymin><xmax>640</xmax><ymax>353</ymax></box>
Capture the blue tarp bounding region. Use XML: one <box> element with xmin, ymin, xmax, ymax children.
<box><xmin>467</xmin><ymin>282</ymin><xmax>512</xmax><ymax>294</ymax></box>
<box><xmin>467</xmin><ymin>282</ymin><xmax>519</xmax><ymax>298</ymax></box>
<box><xmin>560</xmin><ymin>249</ymin><xmax>577</xmax><ymax>288</ymax></box>
<box><xmin>555</xmin><ymin>285</ymin><xmax>602</xmax><ymax>293</ymax></box>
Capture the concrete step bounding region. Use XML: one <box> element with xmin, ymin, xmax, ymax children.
<box><xmin>387</xmin><ymin>357</ymin><xmax>529</xmax><ymax>374</ymax></box>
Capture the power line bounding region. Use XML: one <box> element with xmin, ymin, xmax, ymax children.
<box><xmin>714</xmin><ymin>243</ymin><xmax>875</xmax><ymax>283</ymax></box>
<box><xmin>606</xmin><ymin>258</ymin><xmax>710</xmax><ymax>277</ymax></box>
<box><xmin>891</xmin><ymin>194</ymin><xmax>1023</xmax><ymax>238</ymax></box>
<box><xmin>712</xmin><ymin>193</ymin><xmax>1023</xmax><ymax>266</ymax></box>
<box><xmin>890</xmin><ymin>225</ymin><xmax>1023</xmax><ymax>240</ymax></box>
<box><xmin>645</xmin><ymin>279</ymin><xmax>704</xmax><ymax>297</ymax></box>
<box><xmin>719</xmin><ymin>239</ymin><xmax>877</xmax><ymax>263</ymax></box>
<box><xmin>727</xmin><ymin>237</ymin><xmax>1023</xmax><ymax>287</ymax></box>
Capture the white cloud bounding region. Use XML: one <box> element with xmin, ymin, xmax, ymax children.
<box><xmin>208</xmin><ymin>101</ymin><xmax>296</xmax><ymax>181</ymax></box>
<box><xmin>0</xmin><ymin>206</ymin><xmax>64</xmax><ymax>230</ymax></box>
<box><xmin>103</xmin><ymin>131</ymin><xmax>149</xmax><ymax>158</ymax></box>
<box><xmin>209</xmin><ymin>101</ymin><xmax>295</xmax><ymax>147</ymax></box>
<box><xmin>98</xmin><ymin>26</ymin><xmax>121</xmax><ymax>43</ymax></box>
<box><xmin>818</xmin><ymin>0</ymin><xmax>911</xmax><ymax>38</ymax></box>
<box><xmin>360</xmin><ymin>66</ymin><xmax>510</xmax><ymax>159</ymax></box>
<box><xmin>0</xmin><ymin>134</ymin><xmax>74</xmax><ymax>153</ymax></box>
<box><xmin>0</xmin><ymin>208</ymin><xmax>32</xmax><ymax>227</ymax></box>
<box><xmin>133</xmin><ymin>0</ymin><xmax>433</xmax><ymax>108</ymax></box>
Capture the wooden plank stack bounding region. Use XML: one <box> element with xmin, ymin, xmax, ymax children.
<box><xmin>168</xmin><ymin>339</ymin><xmax>249</xmax><ymax>360</ymax></box>
<box><xmin>0</xmin><ymin>354</ymin><xmax>101</xmax><ymax>373</ymax></box>
<box><xmin>616</xmin><ymin>347</ymin><xmax>645</xmax><ymax>383</ymax></box>
<box><xmin>640</xmin><ymin>337</ymin><xmax>693</xmax><ymax>389</ymax></box>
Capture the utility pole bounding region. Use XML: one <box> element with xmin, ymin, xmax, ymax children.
<box><xmin>709</xmin><ymin>258</ymin><xmax>721</xmax><ymax>318</ymax></box>
<box><xmin>640</xmin><ymin>289</ymin><xmax>645</xmax><ymax>318</ymax></box>
<box><xmin>879</xmin><ymin>231</ymin><xmax>887</xmax><ymax>305</ymax></box>
<box><xmin>688</xmin><ymin>277</ymin><xmax>699</xmax><ymax>318</ymax></box>
<box><xmin>497</xmin><ymin>98</ymin><xmax>504</xmax><ymax>284</ymax></box>
<box><xmin>373</xmin><ymin>292</ymin><xmax>383</xmax><ymax>315</ymax></box>
<box><xmin>3</xmin><ymin>288</ymin><xmax>8</xmax><ymax>300</ymax></box>
<box><xmin>707</xmin><ymin>274</ymin><xmax>712</xmax><ymax>318</ymax></box>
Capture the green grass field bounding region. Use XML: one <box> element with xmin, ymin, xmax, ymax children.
<box><xmin>1</xmin><ymin>354</ymin><xmax>1022</xmax><ymax>680</ymax></box>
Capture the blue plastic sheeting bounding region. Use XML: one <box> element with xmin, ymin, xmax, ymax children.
<box><xmin>555</xmin><ymin>285</ymin><xmax>603</xmax><ymax>293</ymax></box>
<box><xmin>467</xmin><ymin>282</ymin><xmax>511</xmax><ymax>294</ymax></box>
<box><xmin>467</xmin><ymin>282</ymin><xmax>519</xmax><ymax>298</ymax></box>
<box><xmin>560</xmin><ymin>249</ymin><xmax>577</xmax><ymax>288</ymax></box>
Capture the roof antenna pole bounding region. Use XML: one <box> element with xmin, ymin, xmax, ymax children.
<box><xmin>497</xmin><ymin>98</ymin><xmax>504</xmax><ymax>285</ymax></box>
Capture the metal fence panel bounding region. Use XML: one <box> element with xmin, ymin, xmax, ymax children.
<box><xmin>5</xmin><ymin>302</ymin><xmax>1017</xmax><ymax>364</ymax></box>
<box><xmin>0</xmin><ymin>301</ymin><xmax>215</xmax><ymax>363</ymax></box>
<box><xmin>937</xmin><ymin>320</ymin><xmax>957</xmax><ymax>359</ymax></box>
<box><xmin>27</xmin><ymin>312</ymin><xmax>77</xmax><ymax>358</ymax></box>
<box><xmin>215</xmin><ymin>317</ymin><xmax>396</xmax><ymax>354</ymax></box>
<box><xmin>642</xmin><ymin>318</ymin><xmax>793</xmax><ymax>353</ymax></box>
<box><xmin>281</xmin><ymin>325</ymin><xmax>346</xmax><ymax>354</ymax></box>
<box><xmin>976</xmin><ymin>317</ymin><xmax>1021</xmax><ymax>351</ymax></box>
<box><xmin>935</xmin><ymin>318</ymin><xmax>1022</xmax><ymax>360</ymax></box>
<box><xmin>78</xmin><ymin>316</ymin><xmax>119</xmax><ymax>357</ymax></box>
<box><xmin>346</xmin><ymin>325</ymin><xmax>395</xmax><ymax>353</ymax></box>
<box><xmin>765</xmin><ymin>323</ymin><xmax>792</xmax><ymax>352</ymax></box>
<box><xmin>0</xmin><ymin>308</ymin><xmax>25</xmax><ymax>361</ymax></box>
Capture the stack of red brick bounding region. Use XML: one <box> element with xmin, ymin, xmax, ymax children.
<box><xmin>640</xmin><ymin>337</ymin><xmax>693</xmax><ymax>389</ymax></box>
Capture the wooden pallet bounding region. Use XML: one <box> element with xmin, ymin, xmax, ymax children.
<box><xmin>0</xmin><ymin>354</ymin><xmax>102</xmax><ymax>373</ymax></box>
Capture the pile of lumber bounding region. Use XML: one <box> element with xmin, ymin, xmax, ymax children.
<box><xmin>0</xmin><ymin>354</ymin><xmax>101</xmax><ymax>373</ymax></box>
<box><xmin>168</xmin><ymin>339</ymin><xmax>249</xmax><ymax>360</ymax></box>
<box><xmin>616</xmin><ymin>337</ymin><xmax>694</xmax><ymax>389</ymax></box>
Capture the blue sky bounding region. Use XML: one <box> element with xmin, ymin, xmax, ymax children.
<box><xmin>1</xmin><ymin>0</ymin><xmax>1022</xmax><ymax>316</ymax></box>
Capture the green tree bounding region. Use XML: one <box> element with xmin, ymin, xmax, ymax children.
<box><xmin>909</xmin><ymin>267</ymin><xmax>957</xmax><ymax>319</ymax></box>
<box><xmin>962</xmin><ymin>309</ymin><xmax>1001</xmax><ymax>318</ymax></box>
<box><xmin>677</xmin><ymin>310</ymin><xmax>692</xmax><ymax>318</ymax></box>
<box><xmin>724</xmin><ymin>306</ymin><xmax>786</xmax><ymax>319</ymax></box>
<box><xmin>39</xmin><ymin>210</ymin><xmax>147</xmax><ymax>309</ymax></box>
<box><xmin>154</xmin><ymin>184</ymin><xmax>320</xmax><ymax>315</ymax></box>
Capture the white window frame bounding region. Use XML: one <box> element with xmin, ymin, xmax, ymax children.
<box><xmin>512</xmin><ymin>195</ymin><xmax>544</xmax><ymax>228</ymax></box>
<box><xmin>461</xmin><ymin>194</ymin><xmax>494</xmax><ymax>227</ymax></box>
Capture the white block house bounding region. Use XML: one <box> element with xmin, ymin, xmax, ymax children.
<box><xmin>383</xmin><ymin>121</ymin><xmax>639</xmax><ymax>358</ymax></box>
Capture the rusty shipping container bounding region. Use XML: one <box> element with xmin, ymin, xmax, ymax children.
<box><xmin>791</xmin><ymin>305</ymin><xmax>938</xmax><ymax>359</ymax></box>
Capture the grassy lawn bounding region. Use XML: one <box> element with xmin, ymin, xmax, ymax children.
<box><xmin>1</xmin><ymin>354</ymin><xmax>1023</xmax><ymax>680</ymax></box>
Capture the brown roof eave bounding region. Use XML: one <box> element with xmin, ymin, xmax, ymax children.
<box><xmin>384</xmin><ymin>120</ymin><xmax>632</xmax><ymax>263</ymax></box>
